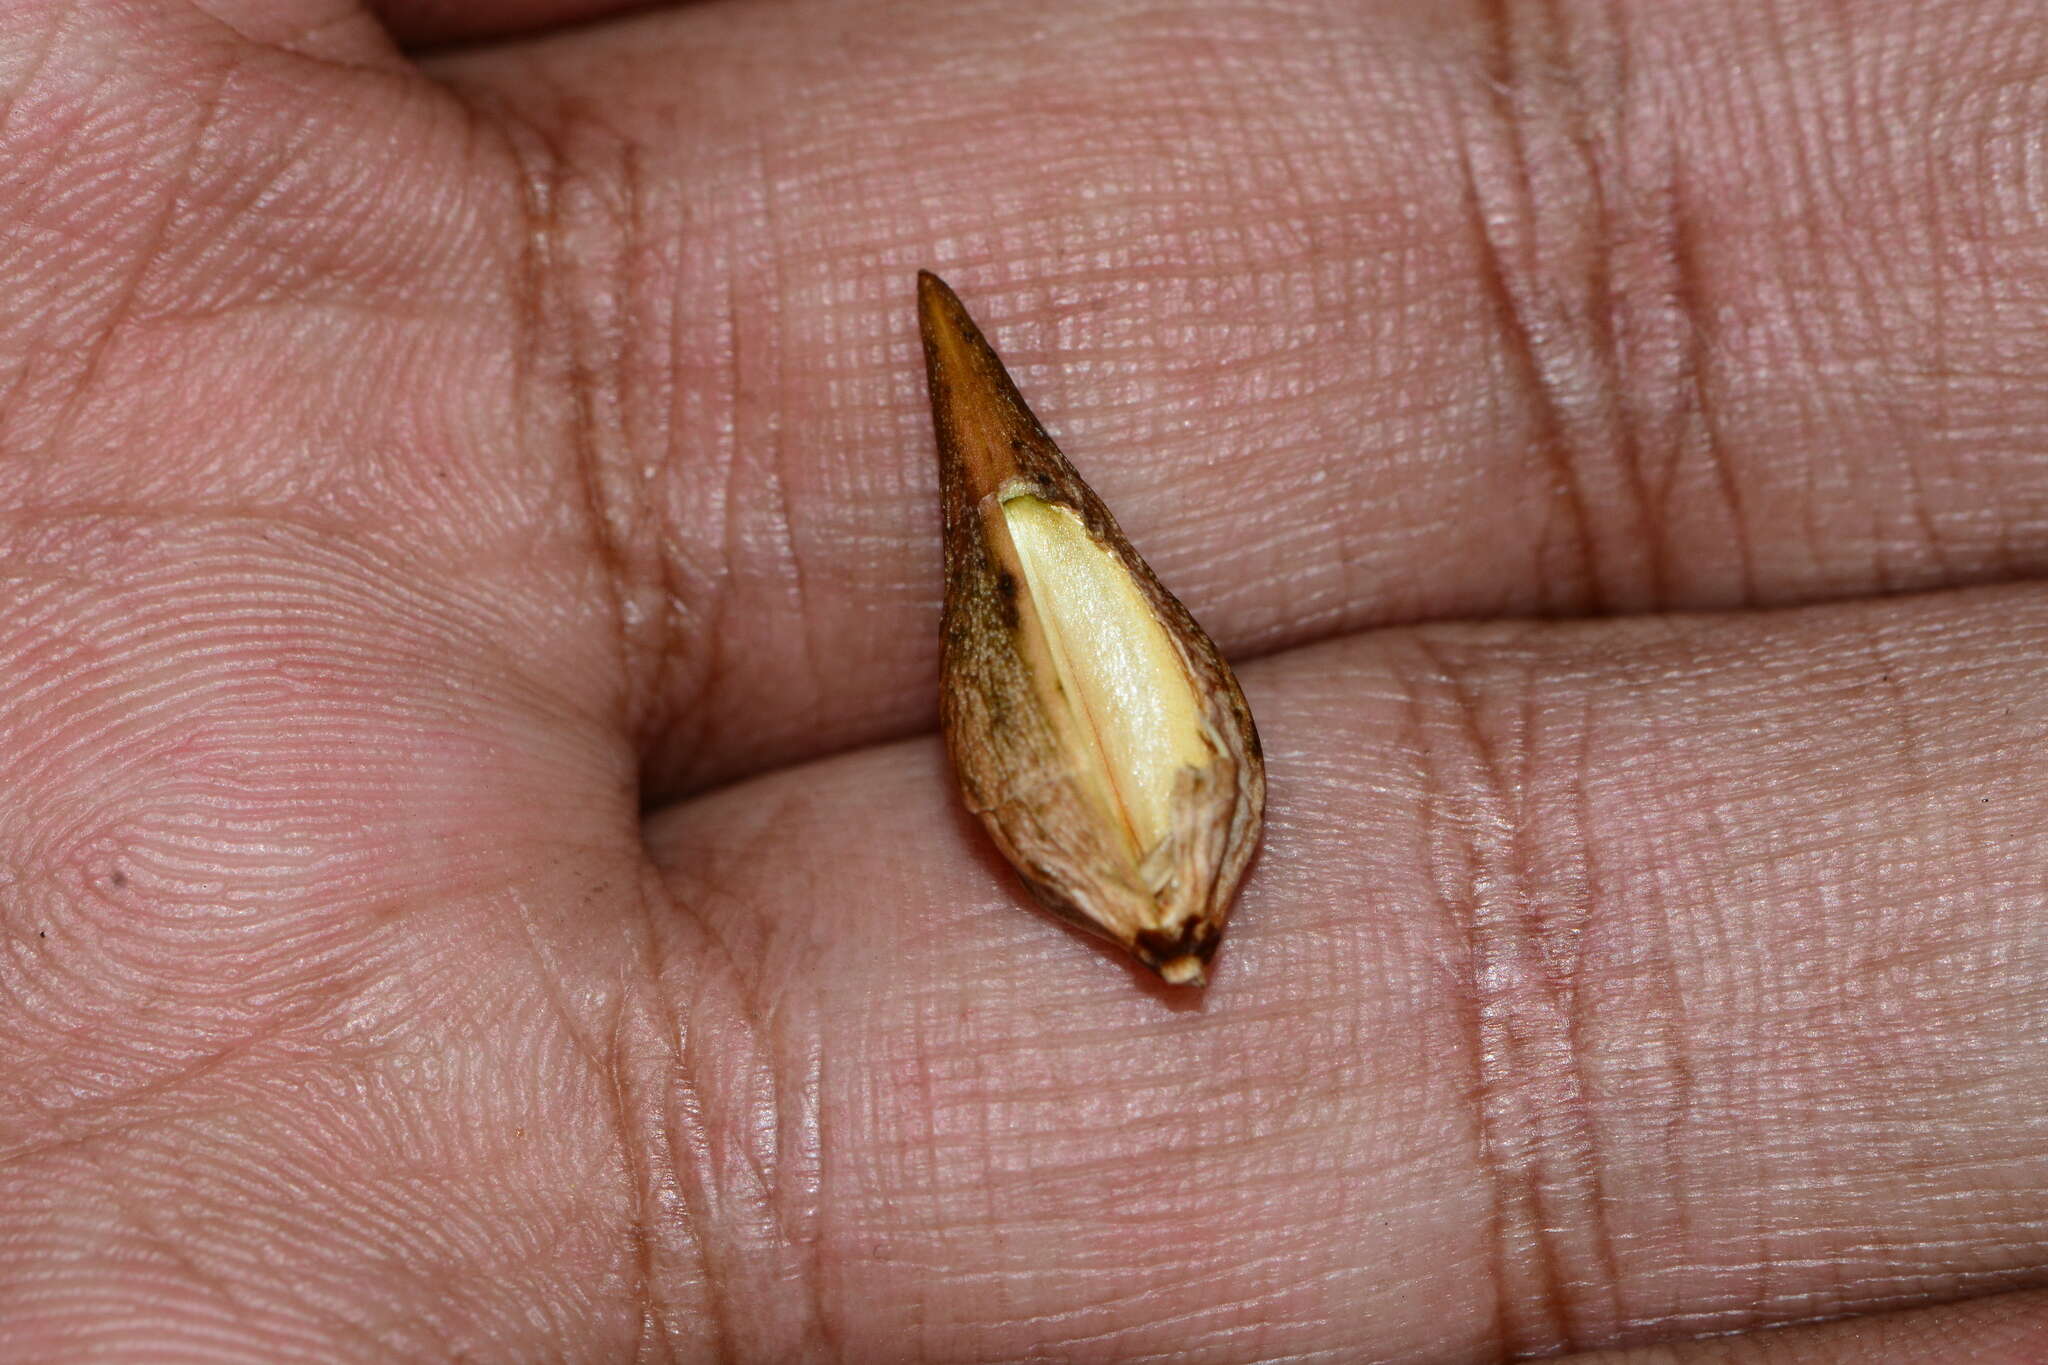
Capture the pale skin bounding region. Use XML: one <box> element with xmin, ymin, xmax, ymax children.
<box><xmin>1</xmin><ymin>0</ymin><xmax>2046</xmax><ymax>1360</ymax></box>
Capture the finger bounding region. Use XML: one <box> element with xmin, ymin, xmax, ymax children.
<box><xmin>0</xmin><ymin>0</ymin><xmax>625</xmax><ymax>731</ymax></box>
<box><xmin>0</xmin><ymin>1</ymin><xmax>506</xmax><ymax>467</ymax></box>
<box><xmin>420</xmin><ymin>0</ymin><xmax>2048</xmax><ymax>794</ymax></box>
<box><xmin>1571</xmin><ymin>1289</ymin><xmax>2048</xmax><ymax>1364</ymax></box>
<box><xmin>28</xmin><ymin>0</ymin><xmax>407</xmax><ymax>64</ymax></box>
<box><xmin>640</xmin><ymin>583</ymin><xmax>2048</xmax><ymax>1360</ymax></box>
<box><xmin>366</xmin><ymin>0</ymin><xmax>665</xmax><ymax>47</ymax></box>
<box><xmin>0</xmin><ymin>15</ymin><xmax>659</xmax><ymax>1345</ymax></box>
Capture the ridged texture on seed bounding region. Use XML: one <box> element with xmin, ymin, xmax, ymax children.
<box><xmin>918</xmin><ymin>271</ymin><xmax>1265</xmax><ymax>986</ymax></box>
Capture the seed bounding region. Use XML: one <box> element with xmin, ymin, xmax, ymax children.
<box><xmin>917</xmin><ymin>271</ymin><xmax>1265</xmax><ymax>986</ymax></box>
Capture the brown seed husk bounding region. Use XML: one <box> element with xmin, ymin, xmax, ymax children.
<box><xmin>918</xmin><ymin>271</ymin><xmax>1265</xmax><ymax>986</ymax></box>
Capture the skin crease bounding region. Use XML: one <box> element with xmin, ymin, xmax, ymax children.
<box><xmin>0</xmin><ymin>0</ymin><xmax>2044</xmax><ymax>1359</ymax></box>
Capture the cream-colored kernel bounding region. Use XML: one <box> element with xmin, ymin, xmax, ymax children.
<box><xmin>1000</xmin><ymin>494</ymin><xmax>1211</xmax><ymax>855</ymax></box>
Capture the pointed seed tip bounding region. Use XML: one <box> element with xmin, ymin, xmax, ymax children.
<box><xmin>916</xmin><ymin>271</ymin><xmax>955</xmax><ymax>336</ymax></box>
<box><xmin>917</xmin><ymin>270</ymin><xmax>955</xmax><ymax>308</ymax></box>
<box><xmin>917</xmin><ymin>274</ymin><xmax>987</xmax><ymax>382</ymax></box>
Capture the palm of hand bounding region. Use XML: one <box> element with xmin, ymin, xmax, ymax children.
<box><xmin>3</xmin><ymin>2</ymin><xmax>2046</xmax><ymax>1361</ymax></box>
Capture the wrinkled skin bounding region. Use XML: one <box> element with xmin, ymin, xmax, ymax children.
<box><xmin>1</xmin><ymin>1</ymin><xmax>2046</xmax><ymax>1360</ymax></box>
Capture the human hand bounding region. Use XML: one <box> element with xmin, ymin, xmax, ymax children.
<box><xmin>2</xmin><ymin>1</ymin><xmax>2045</xmax><ymax>1359</ymax></box>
